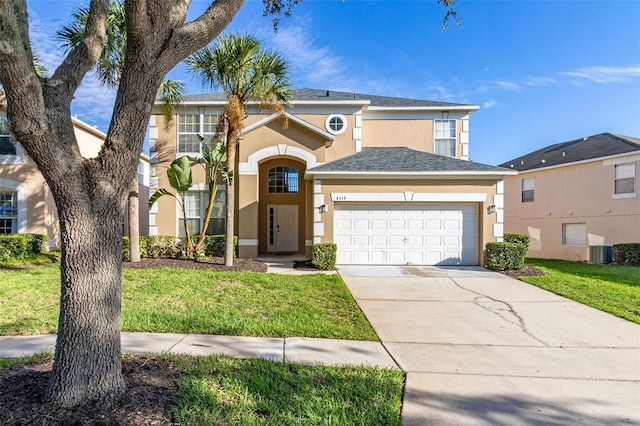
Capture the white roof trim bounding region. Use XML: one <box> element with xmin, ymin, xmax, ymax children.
<box><xmin>511</xmin><ymin>150</ymin><xmax>640</xmax><ymax>175</ymax></box>
<box><xmin>243</xmin><ymin>111</ymin><xmax>335</xmax><ymax>141</ymax></box>
<box><xmin>366</xmin><ymin>105</ymin><xmax>479</xmax><ymax>112</ymax></box>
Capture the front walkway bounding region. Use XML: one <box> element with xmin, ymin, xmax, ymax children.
<box><xmin>338</xmin><ymin>265</ymin><xmax>640</xmax><ymax>425</ymax></box>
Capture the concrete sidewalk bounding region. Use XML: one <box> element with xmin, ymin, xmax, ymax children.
<box><xmin>0</xmin><ymin>332</ymin><xmax>397</xmax><ymax>369</ymax></box>
<box><xmin>339</xmin><ymin>265</ymin><xmax>640</xmax><ymax>425</ymax></box>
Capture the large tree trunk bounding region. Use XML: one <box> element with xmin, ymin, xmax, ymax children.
<box><xmin>128</xmin><ymin>177</ymin><xmax>141</xmax><ymax>262</ymax></box>
<box><xmin>46</xmin><ymin>181</ymin><xmax>127</xmax><ymax>406</ymax></box>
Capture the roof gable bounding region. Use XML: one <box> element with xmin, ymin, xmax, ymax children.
<box><xmin>500</xmin><ymin>133</ymin><xmax>640</xmax><ymax>172</ymax></box>
<box><xmin>243</xmin><ymin>111</ymin><xmax>334</xmax><ymax>143</ymax></box>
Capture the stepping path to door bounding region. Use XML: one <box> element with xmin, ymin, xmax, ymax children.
<box><xmin>338</xmin><ymin>265</ymin><xmax>640</xmax><ymax>425</ymax></box>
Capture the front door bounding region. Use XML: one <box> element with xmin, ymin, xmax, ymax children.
<box><xmin>268</xmin><ymin>204</ymin><xmax>298</xmax><ymax>253</ymax></box>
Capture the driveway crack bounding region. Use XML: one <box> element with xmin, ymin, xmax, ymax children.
<box><xmin>451</xmin><ymin>278</ymin><xmax>549</xmax><ymax>346</ymax></box>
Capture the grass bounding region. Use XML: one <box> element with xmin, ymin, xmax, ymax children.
<box><xmin>0</xmin><ymin>353</ymin><xmax>404</xmax><ymax>425</ymax></box>
<box><xmin>174</xmin><ymin>355</ymin><xmax>403</xmax><ymax>425</ymax></box>
<box><xmin>0</xmin><ymin>266</ymin><xmax>377</xmax><ymax>340</ymax></box>
<box><xmin>0</xmin><ymin>252</ymin><xmax>60</xmax><ymax>268</ymax></box>
<box><xmin>519</xmin><ymin>258</ymin><xmax>640</xmax><ymax>324</ymax></box>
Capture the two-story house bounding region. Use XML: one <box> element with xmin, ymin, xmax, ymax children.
<box><xmin>500</xmin><ymin>133</ymin><xmax>640</xmax><ymax>261</ymax></box>
<box><xmin>0</xmin><ymin>110</ymin><xmax>150</xmax><ymax>248</ymax></box>
<box><xmin>149</xmin><ymin>88</ymin><xmax>515</xmax><ymax>265</ymax></box>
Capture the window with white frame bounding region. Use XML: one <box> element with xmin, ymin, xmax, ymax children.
<box><xmin>325</xmin><ymin>114</ymin><xmax>347</xmax><ymax>135</ymax></box>
<box><xmin>178</xmin><ymin>190</ymin><xmax>226</xmax><ymax>237</ymax></box>
<box><xmin>562</xmin><ymin>223</ymin><xmax>586</xmax><ymax>246</ymax></box>
<box><xmin>614</xmin><ymin>162</ymin><xmax>635</xmax><ymax>196</ymax></box>
<box><xmin>0</xmin><ymin>115</ymin><xmax>17</xmax><ymax>156</ymax></box>
<box><xmin>434</xmin><ymin>119</ymin><xmax>456</xmax><ymax>157</ymax></box>
<box><xmin>0</xmin><ymin>192</ymin><xmax>17</xmax><ymax>234</ymax></box>
<box><xmin>177</xmin><ymin>113</ymin><xmax>219</xmax><ymax>154</ymax></box>
<box><xmin>521</xmin><ymin>178</ymin><xmax>535</xmax><ymax>202</ymax></box>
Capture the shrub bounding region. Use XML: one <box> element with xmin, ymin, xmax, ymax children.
<box><xmin>504</xmin><ymin>233</ymin><xmax>530</xmax><ymax>252</ymax></box>
<box><xmin>146</xmin><ymin>235</ymin><xmax>181</xmax><ymax>258</ymax></box>
<box><xmin>25</xmin><ymin>233</ymin><xmax>49</xmax><ymax>254</ymax></box>
<box><xmin>203</xmin><ymin>235</ymin><xmax>237</xmax><ymax>258</ymax></box>
<box><xmin>122</xmin><ymin>236</ymin><xmax>130</xmax><ymax>261</ymax></box>
<box><xmin>484</xmin><ymin>242</ymin><xmax>527</xmax><ymax>271</ymax></box>
<box><xmin>0</xmin><ymin>234</ymin><xmax>28</xmax><ymax>262</ymax></box>
<box><xmin>613</xmin><ymin>243</ymin><xmax>640</xmax><ymax>266</ymax></box>
<box><xmin>312</xmin><ymin>243</ymin><xmax>337</xmax><ymax>270</ymax></box>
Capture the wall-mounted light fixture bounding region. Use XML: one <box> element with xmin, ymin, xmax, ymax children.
<box><xmin>441</xmin><ymin>111</ymin><xmax>450</xmax><ymax>119</ymax></box>
<box><xmin>487</xmin><ymin>204</ymin><xmax>496</xmax><ymax>214</ymax></box>
<box><xmin>197</xmin><ymin>105</ymin><xmax>206</xmax><ymax>114</ymax></box>
<box><xmin>319</xmin><ymin>204</ymin><xmax>327</xmax><ymax>213</ymax></box>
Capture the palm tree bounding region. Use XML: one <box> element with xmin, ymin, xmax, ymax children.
<box><xmin>186</xmin><ymin>33</ymin><xmax>291</xmax><ymax>266</ymax></box>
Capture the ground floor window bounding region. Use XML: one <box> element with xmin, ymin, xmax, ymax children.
<box><xmin>562</xmin><ymin>223</ymin><xmax>586</xmax><ymax>246</ymax></box>
<box><xmin>178</xmin><ymin>190</ymin><xmax>226</xmax><ymax>237</ymax></box>
<box><xmin>0</xmin><ymin>192</ymin><xmax>17</xmax><ymax>234</ymax></box>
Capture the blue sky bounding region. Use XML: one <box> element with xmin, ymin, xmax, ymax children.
<box><xmin>25</xmin><ymin>0</ymin><xmax>640</xmax><ymax>165</ymax></box>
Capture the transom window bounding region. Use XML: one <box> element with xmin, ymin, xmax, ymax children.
<box><xmin>614</xmin><ymin>163</ymin><xmax>635</xmax><ymax>196</ymax></box>
<box><xmin>521</xmin><ymin>178</ymin><xmax>535</xmax><ymax>202</ymax></box>
<box><xmin>434</xmin><ymin>119</ymin><xmax>456</xmax><ymax>157</ymax></box>
<box><xmin>325</xmin><ymin>114</ymin><xmax>347</xmax><ymax>135</ymax></box>
<box><xmin>0</xmin><ymin>115</ymin><xmax>17</xmax><ymax>156</ymax></box>
<box><xmin>177</xmin><ymin>113</ymin><xmax>219</xmax><ymax>154</ymax></box>
<box><xmin>268</xmin><ymin>166</ymin><xmax>299</xmax><ymax>193</ymax></box>
<box><xmin>0</xmin><ymin>192</ymin><xmax>17</xmax><ymax>234</ymax></box>
<box><xmin>178</xmin><ymin>190</ymin><xmax>226</xmax><ymax>237</ymax></box>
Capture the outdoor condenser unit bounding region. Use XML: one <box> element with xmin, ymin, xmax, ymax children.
<box><xmin>589</xmin><ymin>245</ymin><xmax>613</xmax><ymax>264</ymax></box>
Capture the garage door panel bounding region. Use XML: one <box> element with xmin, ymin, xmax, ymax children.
<box><xmin>335</xmin><ymin>203</ymin><xmax>478</xmax><ymax>265</ymax></box>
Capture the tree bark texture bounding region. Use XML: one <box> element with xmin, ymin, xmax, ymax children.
<box><xmin>225</xmin><ymin>132</ymin><xmax>238</xmax><ymax>266</ymax></box>
<box><xmin>128</xmin><ymin>177</ymin><xmax>141</xmax><ymax>262</ymax></box>
<box><xmin>0</xmin><ymin>0</ymin><xmax>245</xmax><ymax>407</ymax></box>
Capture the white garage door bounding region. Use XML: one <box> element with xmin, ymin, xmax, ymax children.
<box><xmin>334</xmin><ymin>203</ymin><xmax>478</xmax><ymax>265</ymax></box>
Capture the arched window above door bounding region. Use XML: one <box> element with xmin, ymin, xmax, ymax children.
<box><xmin>268</xmin><ymin>166</ymin><xmax>299</xmax><ymax>193</ymax></box>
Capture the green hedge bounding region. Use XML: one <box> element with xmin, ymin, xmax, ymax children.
<box><xmin>122</xmin><ymin>235</ymin><xmax>238</xmax><ymax>261</ymax></box>
<box><xmin>312</xmin><ymin>243</ymin><xmax>337</xmax><ymax>270</ymax></box>
<box><xmin>203</xmin><ymin>235</ymin><xmax>238</xmax><ymax>258</ymax></box>
<box><xmin>504</xmin><ymin>233</ymin><xmax>530</xmax><ymax>252</ymax></box>
<box><xmin>484</xmin><ymin>242</ymin><xmax>527</xmax><ymax>271</ymax></box>
<box><xmin>0</xmin><ymin>234</ymin><xmax>28</xmax><ymax>262</ymax></box>
<box><xmin>613</xmin><ymin>243</ymin><xmax>640</xmax><ymax>266</ymax></box>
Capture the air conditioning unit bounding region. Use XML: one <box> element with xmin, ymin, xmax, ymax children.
<box><xmin>589</xmin><ymin>245</ymin><xmax>613</xmax><ymax>264</ymax></box>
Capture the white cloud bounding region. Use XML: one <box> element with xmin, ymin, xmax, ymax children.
<box><xmin>560</xmin><ymin>66</ymin><xmax>640</xmax><ymax>84</ymax></box>
<box><xmin>483</xmin><ymin>100</ymin><xmax>500</xmax><ymax>109</ymax></box>
<box><xmin>492</xmin><ymin>80</ymin><xmax>520</xmax><ymax>91</ymax></box>
<box><xmin>525</xmin><ymin>76</ymin><xmax>557</xmax><ymax>86</ymax></box>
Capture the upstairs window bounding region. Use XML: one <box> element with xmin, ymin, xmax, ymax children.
<box><xmin>614</xmin><ymin>163</ymin><xmax>635</xmax><ymax>196</ymax></box>
<box><xmin>0</xmin><ymin>192</ymin><xmax>17</xmax><ymax>234</ymax></box>
<box><xmin>268</xmin><ymin>166</ymin><xmax>299</xmax><ymax>193</ymax></box>
<box><xmin>521</xmin><ymin>178</ymin><xmax>535</xmax><ymax>202</ymax></box>
<box><xmin>434</xmin><ymin>119</ymin><xmax>456</xmax><ymax>157</ymax></box>
<box><xmin>325</xmin><ymin>114</ymin><xmax>347</xmax><ymax>135</ymax></box>
<box><xmin>177</xmin><ymin>113</ymin><xmax>219</xmax><ymax>154</ymax></box>
<box><xmin>0</xmin><ymin>115</ymin><xmax>17</xmax><ymax>156</ymax></box>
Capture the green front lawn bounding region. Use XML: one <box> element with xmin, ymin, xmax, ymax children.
<box><xmin>519</xmin><ymin>259</ymin><xmax>640</xmax><ymax>324</ymax></box>
<box><xmin>0</xmin><ymin>266</ymin><xmax>377</xmax><ymax>340</ymax></box>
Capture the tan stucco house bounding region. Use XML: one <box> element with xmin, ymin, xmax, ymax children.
<box><xmin>0</xmin><ymin>112</ymin><xmax>150</xmax><ymax>248</ymax></box>
<box><xmin>149</xmin><ymin>88</ymin><xmax>515</xmax><ymax>265</ymax></box>
<box><xmin>500</xmin><ymin>133</ymin><xmax>640</xmax><ymax>261</ymax></box>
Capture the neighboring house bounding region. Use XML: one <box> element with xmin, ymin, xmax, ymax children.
<box><xmin>149</xmin><ymin>88</ymin><xmax>515</xmax><ymax>265</ymax></box>
<box><xmin>500</xmin><ymin>133</ymin><xmax>640</xmax><ymax>261</ymax></box>
<box><xmin>0</xmin><ymin>111</ymin><xmax>150</xmax><ymax>248</ymax></box>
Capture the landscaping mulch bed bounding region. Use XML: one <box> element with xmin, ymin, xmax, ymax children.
<box><xmin>500</xmin><ymin>265</ymin><xmax>546</xmax><ymax>278</ymax></box>
<box><xmin>0</xmin><ymin>356</ymin><xmax>180</xmax><ymax>425</ymax></box>
<box><xmin>122</xmin><ymin>256</ymin><xmax>268</xmax><ymax>272</ymax></box>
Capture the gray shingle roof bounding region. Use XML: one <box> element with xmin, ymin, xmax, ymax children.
<box><xmin>182</xmin><ymin>88</ymin><xmax>474</xmax><ymax>108</ymax></box>
<box><xmin>499</xmin><ymin>133</ymin><xmax>640</xmax><ymax>172</ymax></box>
<box><xmin>307</xmin><ymin>147</ymin><xmax>513</xmax><ymax>174</ymax></box>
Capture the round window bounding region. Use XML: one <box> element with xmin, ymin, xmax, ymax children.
<box><xmin>325</xmin><ymin>114</ymin><xmax>347</xmax><ymax>135</ymax></box>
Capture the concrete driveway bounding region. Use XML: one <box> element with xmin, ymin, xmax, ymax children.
<box><xmin>338</xmin><ymin>265</ymin><xmax>640</xmax><ymax>425</ymax></box>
